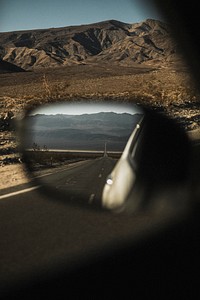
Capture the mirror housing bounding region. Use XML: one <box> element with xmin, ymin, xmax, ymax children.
<box><xmin>102</xmin><ymin>108</ymin><xmax>191</xmax><ymax>212</ymax></box>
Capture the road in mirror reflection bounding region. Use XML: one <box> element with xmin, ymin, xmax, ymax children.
<box><xmin>23</xmin><ymin>101</ymin><xmax>144</xmax><ymax>208</ymax></box>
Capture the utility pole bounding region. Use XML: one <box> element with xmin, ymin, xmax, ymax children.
<box><xmin>104</xmin><ymin>142</ymin><xmax>108</xmax><ymax>157</ymax></box>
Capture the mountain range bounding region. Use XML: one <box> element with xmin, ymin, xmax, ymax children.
<box><xmin>0</xmin><ymin>19</ymin><xmax>181</xmax><ymax>71</ymax></box>
<box><xmin>26</xmin><ymin>112</ymin><xmax>143</xmax><ymax>151</ymax></box>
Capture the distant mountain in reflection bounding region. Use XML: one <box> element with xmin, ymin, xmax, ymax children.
<box><xmin>27</xmin><ymin>112</ymin><xmax>143</xmax><ymax>151</ymax></box>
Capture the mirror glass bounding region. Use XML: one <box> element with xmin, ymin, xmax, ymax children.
<box><xmin>22</xmin><ymin>101</ymin><xmax>144</xmax><ymax>209</ymax></box>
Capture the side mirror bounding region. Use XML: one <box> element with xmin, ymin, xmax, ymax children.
<box><xmin>19</xmin><ymin>100</ymin><xmax>191</xmax><ymax>215</ymax></box>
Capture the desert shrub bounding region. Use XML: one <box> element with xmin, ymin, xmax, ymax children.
<box><xmin>41</xmin><ymin>74</ymin><xmax>70</xmax><ymax>101</ymax></box>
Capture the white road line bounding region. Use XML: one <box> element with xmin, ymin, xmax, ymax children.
<box><xmin>0</xmin><ymin>186</ymin><xmax>41</xmax><ymax>200</ymax></box>
<box><xmin>36</xmin><ymin>172</ymin><xmax>53</xmax><ymax>178</ymax></box>
<box><xmin>99</xmin><ymin>174</ymin><xmax>102</xmax><ymax>178</ymax></box>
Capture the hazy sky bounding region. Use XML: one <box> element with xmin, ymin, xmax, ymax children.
<box><xmin>0</xmin><ymin>0</ymin><xmax>162</xmax><ymax>32</ymax></box>
<box><xmin>30</xmin><ymin>102</ymin><xmax>143</xmax><ymax>115</ymax></box>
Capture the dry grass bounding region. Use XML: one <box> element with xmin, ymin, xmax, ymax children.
<box><xmin>0</xmin><ymin>65</ymin><xmax>199</xmax><ymax>113</ymax></box>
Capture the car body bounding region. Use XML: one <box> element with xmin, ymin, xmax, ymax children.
<box><xmin>102</xmin><ymin>117</ymin><xmax>144</xmax><ymax>211</ymax></box>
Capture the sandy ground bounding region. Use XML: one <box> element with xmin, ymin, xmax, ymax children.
<box><xmin>0</xmin><ymin>164</ymin><xmax>31</xmax><ymax>190</ymax></box>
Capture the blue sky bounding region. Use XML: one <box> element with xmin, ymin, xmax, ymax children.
<box><xmin>0</xmin><ymin>0</ymin><xmax>162</xmax><ymax>32</ymax></box>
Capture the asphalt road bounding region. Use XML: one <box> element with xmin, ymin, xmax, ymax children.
<box><xmin>0</xmin><ymin>156</ymin><xmax>153</xmax><ymax>292</ymax></box>
<box><xmin>0</xmin><ymin>148</ymin><xmax>198</xmax><ymax>294</ymax></box>
<box><xmin>38</xmin><ymin>156</ymin><xmax>117</xmax><ymax>206</ymax></box>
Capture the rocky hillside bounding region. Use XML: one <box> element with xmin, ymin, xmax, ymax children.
<box><xmin>0</xmin><ymin>19</ymin><xmax>180</xmax><ymax>70</ymax></box>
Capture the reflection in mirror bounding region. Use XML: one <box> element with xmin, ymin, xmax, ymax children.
<box><xmin>21</xmin><ymin>101</ymin><xmax>190</xmax><ymax>215</ymax></box>
<box><xmin>22</xmin><ymin>101</ymin><xmax>144</xmax><ymax>208</ymax></box>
